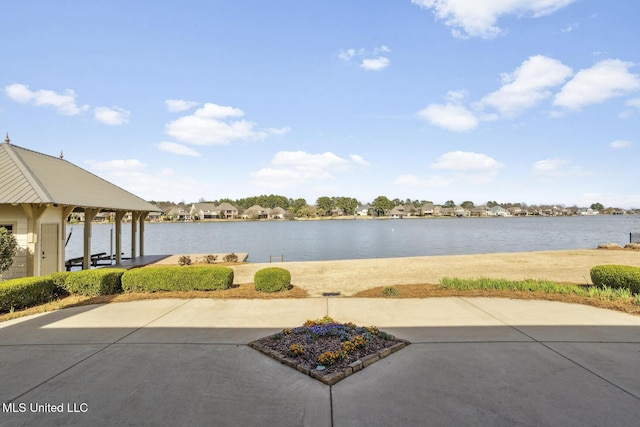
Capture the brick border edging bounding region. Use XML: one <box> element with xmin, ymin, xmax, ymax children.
<box><xmin>248</xmin><ymin>339</ymin><xmax>411</xmax><ymax>385</ymax></box>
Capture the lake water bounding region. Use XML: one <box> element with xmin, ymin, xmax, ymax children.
<box><xmin>64</xmin><ymin>215</ymin><xmax>640</xmax><ymax>263</ymax></box>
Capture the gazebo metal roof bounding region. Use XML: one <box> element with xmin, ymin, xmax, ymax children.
<box><xmin>0</xmin><ymin>141</ymin><xmax>158</xmax><ymax>212</ymax></box>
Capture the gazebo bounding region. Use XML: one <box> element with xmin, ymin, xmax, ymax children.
<box><xmin>0</xmin><ymin>137</ymin><xmax>159</xmax><ymax>279</ymax></box>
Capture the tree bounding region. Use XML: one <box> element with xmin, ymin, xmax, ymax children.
<box><xmin>288</xmin><ymin>198</ymin><xmax>308</xmax><ymax>216</ymax></box>
<box><xmin>335</xmin><ymin>197</ymin><xmax>359</xmax><ymax>216</ymax></box>
<box><xmin>461</xmin><ymin>201</ymin><xmax>475</xmax><ymax>210</ymax></box>
<box><xmin>0</xmin><ymin>227</ymin><xmax>18</xmax><ymax>275</ymax></box>
<box><xmin>372</xmin><ymin>196</ymin><xmax>394</xmax><ymax>216</ymax></box>
<box><xmin>443</xmin><ymin>200</ymin><xmax>456</xmax><ymax>208</ymax></box>
<box><xmin>315</xmin><ymin>197</ymin><xmax>334</xmax><ymax>216</ymax></box>
<box><xmin>590</xmin><ymin>202</ymin><xmax>604</xmax><ymax>211</ymax></box>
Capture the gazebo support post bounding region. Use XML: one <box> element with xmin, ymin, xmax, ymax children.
<box><xmin>139</xmin><ymin>213</ymin><xmax>146</xmax><ymax>257</ymax></box>
<box><xmin>83</xmin><ymin>208</ymin><xmax>100</xmax><ymax>270</ymax></box>
<box><xmin>115</xmin><ymin>211</ymin><xmax>125</xmax><ymax>264</ymax></box>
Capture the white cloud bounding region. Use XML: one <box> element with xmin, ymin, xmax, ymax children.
<box><xmin>609</xmin><ymin>140</ymin><xmax>632</xmax><ymax>149</ymax></box>
<box><xmin>416</xmin><ymin>103</ymin><xmax>479</xmax><ymax>132</ymax></box>
<box><xmin>431</xmin><ymin>151</ymin><xmax>503</xmax><ymax>172</ymax></box>
<box><xmin>532</xmin><ymin>158</ymin><xmax>591</xmax><ymax>178</ymax></box>
<box><xmin>193</xmin><ymin>103</ymin><xmax>244</xmax><ymax>119</ymax></box>
<box><xmin>157</xmin><ymin>141</ymin><xmax>202</xmax><ymax>157</ymax></box>
<box><xmin>411</xmin><ymin>0</ymin><xmax>576</xmax><ymax>39</ymax></box>
<box><xmin>349</xmin><ymin>154</ymin><xmax>370</xmax><ymax>167</ymax></box>
<box><xmin>94</xmin><ymin>106</ymin><xmax>130</xmax><ymax>125</ymax></box>
<box><xmin>395</xmin><ymin>151</ymin><xmax>502</xmax><ymax>189</ymax></box>
<box><xmin>360</xmin><ymin>56</ymin><xmax>390</xmax><ymax>71</ymax></box>
<box><xmin>338</xmin><ymin>49</ymin><xmax>356</xmax><ymax>61</ymax></box>
<box><xmin>4</xmin><ymin>83</ymin><xmax>89</xmax><ymax>115</ymax></box>
<box><xmin>164</xmin><ymin>102</ymin><xmax>270</xmax><ymax>145</ymax></box>
<box><xmin>85</xmin><ymin>158</ymin><xmax>205</xmax><ymax>201</ymax></box>
<box><xmin>479</xmin><ymin>55</ymin><xmax>573</xmax><ymax>117</ymax></box>
<box><xmin>250</xmin><ymin>151</ymin><xmax>369</xmax><ymax>189</ymax></box>
<box><xmin>86</xmin><ymin>159</ymin><xmax>146</xmax><ymax>174</ymax></box>
<box><xmin>561</xmin><ymin>23</ymin><xmax>579</xmax><ymax>33</ymax></box>
<box><xmin>266</xmin><ymin>126</ymin><xmax>292</xmax><ymax>136</ymax></box>
<box><xmin>340</xmin><ymin>46</ymin><xmax>391</xmax><ymax>70</ymax></box>
<box><xmin>620</xmin><ymin>97</ymin><xmax>640</xmax><ymax>118</ymax></box>
<box><xmin>532</xmin><ymin>158</ymin><xmax>568</xmax><ymax>176</ymax></box>
<box><xmin>553</xmin><ymin>59</ymin><xmax>640</xmax><ymax>110</ymax></box>
<box><xmin>165</xmin><ymin>99</ymin><xmax>199</xmax><ymax>112</ymax></box>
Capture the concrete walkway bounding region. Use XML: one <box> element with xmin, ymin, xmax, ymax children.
<box><xmin>1</xmin><ymin>298</ymin><xmax>640</xmax><ymax>426</ymax></box>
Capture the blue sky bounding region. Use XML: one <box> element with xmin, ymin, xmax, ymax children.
<box><xmin>2</xmin><ymin>0</ymin><xmax>639</xmax><ymax>208</ymax></box>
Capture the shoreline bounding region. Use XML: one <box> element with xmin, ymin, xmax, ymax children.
<box><xmin>225</xmin><ymin>249</ymin><xmax>640</xmax><ymax>297</ymax></box>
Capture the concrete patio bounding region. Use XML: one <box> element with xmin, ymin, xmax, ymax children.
<box><xmin>1</xmin><ymin>298</ymin><xmax>640</xmax><ymax>426</ymax></box>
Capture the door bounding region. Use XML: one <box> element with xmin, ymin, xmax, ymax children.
<box><xmin>41</xmin><ymin>223</ymin><xmax>59</xmax><ymax>275</ymax></box>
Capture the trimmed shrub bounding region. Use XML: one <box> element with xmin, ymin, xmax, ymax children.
<box><xmin>62</xmin><ymin>268</ymin><xmax>126</xmax><ymax>296</ymax></box>
<box><xmin>254</xmin><ymin>267</ymin><xmax>291</xmax><ymax>293</ymax></box>
<box><xmin>223</xmin><ymin>253</ymin><xmax>238</xmax><ymax>262</ymax></box>
<box><xmin>50</xmin><ymin>271</ymin><xmax>71</xmax><ymax>290</ymax></box>
<box><xmin>590</xmin><ymin>265</ymin><xmax>640</xmax><ymax>294</ymax></box>
<box><xmin>0</xmin><ymin>276</ymin><xmax>59</xmax><ymax>313</ymax></box>
<box><xmin>121</xmin><ymin>266</ymin><xmax>234</xmax><ymax>292</ymax></box>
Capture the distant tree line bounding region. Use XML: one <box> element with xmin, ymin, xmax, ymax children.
<box><xmin>149</xmin><ymin>195</ymin><xmax>624</xmax><ymax>217</ymax></box>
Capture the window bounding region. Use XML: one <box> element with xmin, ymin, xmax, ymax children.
<box><xmin>0</xmin><ymin>224</ymin><xmax>13</xmax><ymax>234</ymax></box>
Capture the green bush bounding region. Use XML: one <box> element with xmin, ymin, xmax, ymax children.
<box><xmin>590</xmin><ymin>265</ymin><xmax>640</xmax><ymax>294</ymax></box>
<box><xmin>62</xmin><ymin>268</ymin><xmax>125</xmax><ymax>296</ymax></box>
<box><xmin>121</xmin><ymin>266</ymin><xmax>234</xmax><ymax>292</ymax></box>
<box><xmin>0</xmin><ymin>227</ymin><xmax>18</xmax><ymax>275</ymax></box>
<box><xmin>50</xmin><ymin>271</ymin><xmax>71</xmax><ymax>289</ymax></box>
<box><xmin>0</xmin><ymin>276</ymin><xmax>59</xmax><ymax>313</ymax></box>
<box><xmin>382</xmin><ymin>286</ymin><xmax>400</xmax><ymax>297</ymax></box>
<box><xmin>254</xmin><ymin>267</ymin><xmax>291</xmax><ymax>292</ymax></box>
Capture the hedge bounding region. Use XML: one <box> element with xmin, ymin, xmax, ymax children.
<box><xmin>121</xmin><ymin>266</ymin><xmax>234</xmax><ymax>292</ymax></box>
<box><xmin>0</xmin><ymin>276</ymin><xmax>59</xmax><ymax>313</ymax></box>
<box><xmin>590</xmin><ymin>265</ymin><xmax>640</xmax><ymax>294</ymax></box>
<box><xmin>254</xmin><ymin>267</ymin><xmax>291</xmax><ymax>293</ymax></box>
<box><xmin>61</xmin><ymin>268</ymin><xmax>126</xmax><ymax>296</ymax></box>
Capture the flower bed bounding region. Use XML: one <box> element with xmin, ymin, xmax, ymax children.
<box><xmin>248</xmin><ymin>316</ymin><xmax>409</xmax><ymax>385</ymax></box>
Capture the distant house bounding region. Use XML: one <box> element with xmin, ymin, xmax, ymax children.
<box><xmin>421</xmin><ymin>202</ymin><xmax>436</xmax><ymax>216</ymax></box>
<box><xmin>471</xmin><ymin>206</ymin><xmax>491</xmax><ymax>217</ymax></box>
<box><xmin>578</xmin><ymin>207</ymin><xmax>598</xmax><ymax>216</ymax></box>
<box><xmin>403</xmin><ymin>204</ymin><xmax>418</xmax><ymax>217</ymax></box>
<box><xmin>454</xmin><ymin>207</ymin><xmax>470</xmax><ymax>217</ymax></box>
<box><xmin>490</xmin><ymin>205</ymin><xmax>510</xmax><ymax>217</ymax></box>
<box><xmin>166</xmin><ymin>207</ymin><xmax>191</xmax><ymax>221</ymax></box>
<box><xmin>508</xmin><ymin>207</ymin><xmax>523</xmax><ymax>216</ymax></box>
<box><xmin>440</xmin><ymin>207</ymin><xmax>455</xmax><ymax>217</ymax></box>
<box><xmin>243</xmin><ymin>205</ymin><xmax>269</xmax><ymax>219</ymax></box>
<box><xmin>388</xmin><ymin>205</ymin><xmax>406</xmax><ymax>219</ymax></box>
<box><xmin>190</xmin><ymin>202</ymin><xmax>238</xmax><ymax>219</ymax></box>
<box><xmin>355</xmin><ymin>204</ymin><xmax>371</xmax><ymax>216</ymax></box>
<box><xmin>330</xmin><ymin>207</ymin><xmax>345</xmax><ymax>217</ymax></box>
<box><xmin>269</xmin><ymin>206</ymin><xmax>287</xmax><ymax>219</ymax></box>
<box><xmin>191</xmin><ymin>203</ymin><xmax>218</xmax><ymax>220</ymax></box>
<box><xmin>216</xmin><ymin>202</ymin><xmax>239</xmax><ymax>219</ymax></box>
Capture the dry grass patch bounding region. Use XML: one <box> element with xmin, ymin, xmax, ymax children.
<box><xmin>354</xmin><ymin>283</ymin><xmax>640</xmax><ymax>316</ymax></box>
<box><xmin>0</xmin><ymin>284</ymin><xmax>308</xmax><ymax>323</ymax></box>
